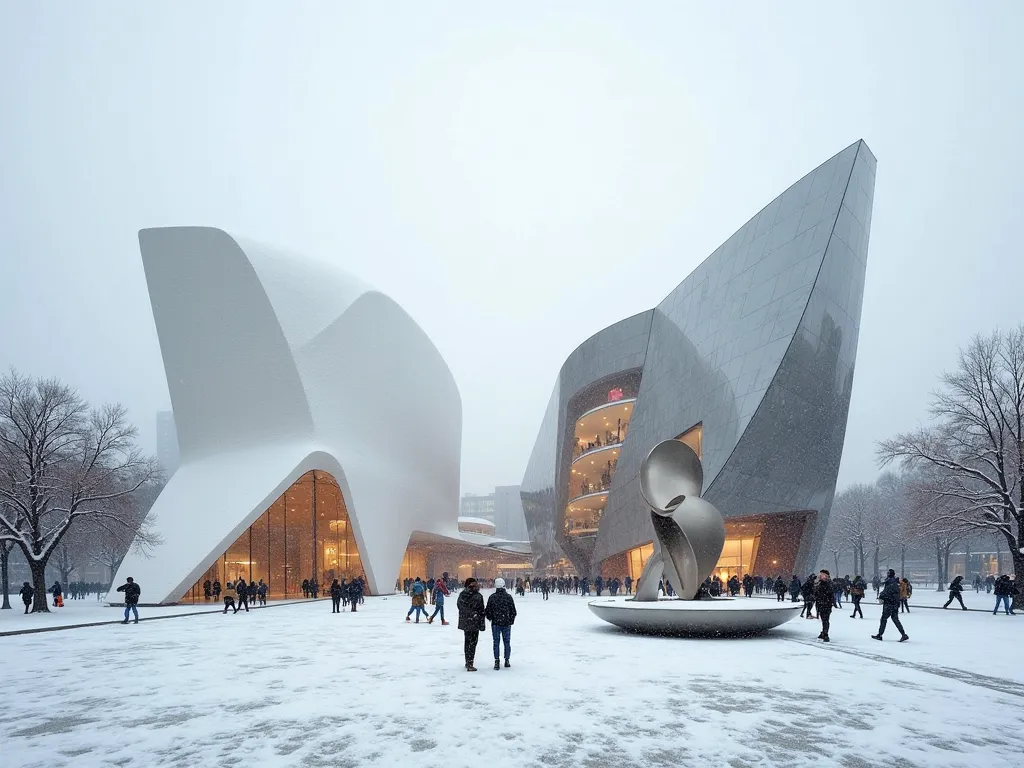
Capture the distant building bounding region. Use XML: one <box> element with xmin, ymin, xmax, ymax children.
<box><xmin>156</xmin><ymin>410</ymin><xmax>180</xmax><ymax>476</ymax></box>
<box><xmin>461</xmin><ymin>487</ymin><xmax>528</xmax><ymax>541</ymax></box>
<box><xmin>460</xmin><ymin>493</ymin><xmax>495</xmax><ymax>524</ymax></box>
<box><xmin>494</xmin><ymin>485</ymin><xmax>529</xmax><ymax>542</ymax></box>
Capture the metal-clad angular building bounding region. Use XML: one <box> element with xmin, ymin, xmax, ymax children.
<box><xmin>521</xmin><ymin>140</ymin><xmax>875</xmax><ymax>580</ymax></box>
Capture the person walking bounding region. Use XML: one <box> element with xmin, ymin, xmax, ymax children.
<box><xmin>18</xmin><ymin>582</ymin><xmax>34</xmax><ymax>614</ymax></box>
<box><xmin>212</xmin><ymin>580</ymin><xmax>221</xmax><ymax>600</ymax></box>
<box><xmin>330</xmin><ymin>579</ymin><xmax>343</xmax><ymax>613</ymax></box>
<box><xmin>116</xmin><ymin>576</ymin><xmax>141</xmax><ymax>624</ymax></box>
<box><xmin>899</xmin><ymin>578</ymin><xmax>912</xmax><ymax>613</ymax></box>
<box><xmin>428</xmin><ymin>574</ymin><xmax>450</xmax><ymax>625</ymax></box>
<box><xmin>457</xmin><ymin>577</ymin><xmax>486</xmax><ymax>671</ymax></box>
<box><xmin>406</xmin><ymin>577</ymin><xmax>429</xmax><ymax>623</ymax></box>
<box><xmin>203</xmin><ymin>580</ymin><xmax>212</xmax><ymax>601</ymax></box>
<box><xmin>799</xmin><ymin>574</ymin><xmax>816</xmax><ymax>619</ymax></box>
<box><xmin>872</xmin><ymin>574</ymin><xmax>881</xmax><ymax>596</ymax></box>
<box><xmin>942</xmin><ymin>575</ymin><xmax>968</xmax><ymax>610</ymax></box>
<box><xmin>872</xmin><ymin>569</ymin><xmax>909</xmax><ymax>642</ymax></box>
<box><xmin>485</xmin><ymin>578</ymin><xmax>518</xmax><ymax>670</ymax></box>
<box><xmin>849</xmin><ymin>575</ymin><xmax>866</xmax><ymax>619</ymax></box>
<box><xmin>742</xmin><ymin>573</ymin><xmax>754</xmax><ymax>598</ymax></box>
<box><xmin>50</xmin><ymin>581</ymin><xmax>63</xmax><ymax>608</ymax></box>
<box><xmin>814</xmin><ymin>570</ymin><xmax>833</xmax><ymax>642</ymax></box>
<box><xmin>257</xmin><ymin>579</ymin><xmax>268</xmax><ymax>606</ymax></box>
<box><xmin>774</xmin><ymin>577</ymin><xmax>787</xmax><ymax>602</ymax></box>
<box><xmin>993</xmin><ymin>574</ymin><xmax>1017</xmax><ymax>615</ymax></box>
<box><xmin>234</xmin><ymin>578</ymin><xmax>250</xmax><ymax>613</ymax></box>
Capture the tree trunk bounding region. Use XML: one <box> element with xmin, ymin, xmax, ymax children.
<box><xmin>0</xmin><ymin>544</ymin><xmax>11</xmax><ymax>610</ymax></box>
<box><xmin>872</xmin><ymin>545</ymin><xmax>880</xmax><ymax>582</ymax></box>
<box><xmin>29</xmin><ymin>557</ymin><xmax>49</xmax><ymax>612</ymax></box>
<box><xmin>832</xmin><ymin>551</ymin><xmax>839</xmax><ymax>577</ymax></box>
<box><xmin>964</xmin><ymin>540</ymin><xmax>971</xmax><ymax>581</ymax></box>
<box><xmin>936</xmin><ymin>537</ymin><xmax>944</xmax><ymax>590</ymax></box>
<box><xmin>900</xmin><ymin>544</ymin><xmax>906</xmax><ymax>582</ymax></box>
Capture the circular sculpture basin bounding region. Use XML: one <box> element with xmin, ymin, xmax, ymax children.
<box><xmin>588</xmin><ymin>596</ymin><xmax>802</xmax><ymax>637</ymax></box>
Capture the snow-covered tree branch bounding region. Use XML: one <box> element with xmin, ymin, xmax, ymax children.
<box><xmin>0</xmin><ymin>369</ymin><xmax>161</xmax><ymax>612</ymax></box>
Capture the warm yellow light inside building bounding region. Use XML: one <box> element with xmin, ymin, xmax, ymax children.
<box><xmin>676</xmin><ymin>422</ymin><xmax>703</xmax><ymax>459</ymax></box>
<box><xmin>624</xmin><ymin>520</ymin><xmax>764</xmax><ymax>585</ymax></box>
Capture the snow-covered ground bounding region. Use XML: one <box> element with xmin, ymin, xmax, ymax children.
<box><xmin>0</xmin><ymin>594</ymin><xmax>322</xmax><ymax>634</ymax></box>
<box><xmin>1</xmin><ymin>590</ymin><xmax>1021</xmax><ymax>767</ymax></box>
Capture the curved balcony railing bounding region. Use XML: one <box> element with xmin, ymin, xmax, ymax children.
<box><xmin>575</xmin><ymin>398</ymin><xmax>637</xmax><ymax>423</ymax></box>
<box><xmin>566</xmin><ymin>488</ymin><xmax>609</xmax><ymax>506</ymax></box>
<box><xmin>573</xmin><ymin>440</ymin><xmax>625</xmax><ymax>463</ymax></box>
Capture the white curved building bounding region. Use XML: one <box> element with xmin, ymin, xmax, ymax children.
<box><xmin>114</xmin><ymin>227</ymin><xmax>523</xmax><ymax>603</ymax></box>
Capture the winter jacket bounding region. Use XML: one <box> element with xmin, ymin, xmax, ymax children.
<box><xmin>948</xmin><ymin>577</ymin><xmax>964</xmax><ymax>594</ymax></box>
<box><xmin>850</xmin><ymin>578</ymin><xmax>866</xmax><ymax>597</ymax></box>
<box><xmin>116</xmin><ymin>581</ymin><xmax>141</xmax><ymax>606</ymax></box>
<box><xmin>899</xmin><ymin>581</ymin><xmax>912</xmax><ymax>599</ymax></box>
<box><xmin>19</xmin><ymin>584</ymin><xmax>34</xmax><ymax>603</ymax></box>
<box><xmin>50</xmin><ymin>582</ymin><xmax>62</xmax><ymax>597</ymax></box>
<box><xmin>813</xmin><ymin>578</ymin><xmax>833</xmax><ymax>613</ymax></box>
<box><xmin>432</xmin><ymin>580</ymin><xmax>449</xmax><ymax>602</ymax></box>
<box><xmin>347</xmin><ymin>580</ymin><xmax>363</xmax><ymax>600</ymax></box>
<box><xmin>457</xmin><ymin>588</ymin><xmax>486</xmax><ymax>631</ymax></box>
<box><xmin>800</xmin><ymin>577</ymin><xmax>815</xmax><ymax>600</ymax></box>
<box><xmin>773</xmin><ymin>579</ymin><xmax>787</xmax><ymax>595</ymax></box>
<box><xmin>789</xmin><ymin>578</ymin><xmax>801</xmax><ymax>596</ymax></box>
<box><xmin>485</xmin><ymin>588</ymin><xmax>518</xmax><ymax>626</ymax></box>
<box><xmin>235</xmin><ymin>580</ymin><xmax>248</xmax><ymax>597</ymax></box>
<box><xmin>879</xmin><ymin>576</ymin><xmax>900</xmax><ymax>606</ymax></box>
<box><xmin>994</xmin><ymin>577</ymin><xmax>1017</xmax><ymax>596</ymax></box>
<box><xmin>330</xmin><ymin>582</ymin><xmax>343</xmax><ymax>598</ymax></box>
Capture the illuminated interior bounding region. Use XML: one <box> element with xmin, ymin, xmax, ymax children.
<box><xmin>624</xmin><ymin>518</ymin><xmax>777</xmax><ymax>587</ymax></box>
<box><xmin>676</xmin><ymin>422</ymin><xmax>702</xmax><ymax>458</ymax></box>
<box><xmin>179</xmin><ymin>471</ymin><xmax>366</xmax><ymax>602</ymax></box>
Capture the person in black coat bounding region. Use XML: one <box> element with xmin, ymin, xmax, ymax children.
<box><xmin>50</xmin><ymin>581</ymin><xmax>63</xmax><ymax>607</ymax></box>
<box><xmin>943</xmin><ymin>575</ymin><xmax>968</xmax><ymax>610</ymax></box>
<box><xmin>116</xmin><ymin>577</ymin><xmax>142</xmax><ymax>624</ymax></box>
<box><xmin>799</xmin><ymin>575</ymin><xmax>816</xmax><ymax>619</ymax></box>
<box><xmin>813</xmin><ymin>570</ymin><xmax>833</xmax><ymax>642</ymax></box>
<box><xmin>872</xmin><ymin>569</ymin><xmax>909</xmax><ymax>642</ymax></box>
<box><xmin>234</xmin><ymin>578</ymin><xmax>249</xmax><ymax>613</ymax></box>
<box><xmin>457</xmin><ymin>577</ymin><xmax>486</xmax><ymax>671</ymax></box>
<box><xmin>485</xmin><ymin>578</ymin><xmax>518</xmax><ymax>670</ymax></box>
<box><xmin>330</xmin><ymin>579</ymin><xmax>343</xmax><ymax>613</ymax></box>
<box><xmin>347</xmin><ymin>577</ymin><xmax>362</xmax><ymax>612</ymax></box>
<box><xmin>18</xmin><ymin>582</ymin><xmax>34</xmax><ymax>614</ymax></box>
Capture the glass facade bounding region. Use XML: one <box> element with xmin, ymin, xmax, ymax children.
<box><xmin>179</xmin><ymin>471</ymin><xmax>366</xmax><ymax>602</ymax></box>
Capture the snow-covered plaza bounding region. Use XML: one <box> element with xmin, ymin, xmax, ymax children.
<box><xmin>2</xmin><ymin>590</ymin><xmax>1022</xmax><ymax>768</ymax></box>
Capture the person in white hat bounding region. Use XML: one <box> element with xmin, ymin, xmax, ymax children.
<box><xmin>485</xmin><ymin>578</ymin><xmax>518</xmax><ymax>670</ymax></box>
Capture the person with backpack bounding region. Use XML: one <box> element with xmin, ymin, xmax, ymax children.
<box><xmin>849</xmin><ymin>575</ymin><xmax>867</xmax><ymax>619</ymax></box>
<box><xmin>427</xmin><ymin>574</ymin><xmax>450</xmax><ymax>625</ymax></box>
<box><xmin>899</xmin><ymin>578</ymin><xmax>912</xmax><ymax>612</ymax></box>
<box><xmin>872</xmin><ymin>569</ymin><xmax>909</xmax><ymax>643</ymax></box>
<box><xmin>457</xmin><ymin>577</ymin><xmax>486</xmax><ymax>671</ymax></box>
<box><xmin>406</xmin><ymin>577</ymin><xmax>429</xmax><ymax>623</ymax></box>
<box><xmin>485</xmin><ymin>578</ymin><xmax>518</xmax><ymax>670</ymax></box>
<box><xmin>18</xmin><ymin>582</ymin><xmax>34</xmax><ymax>614</ymax></box>
<box><xmin>942</xmin><ymin>575</ymin><xmax>967</xmax><ymax>610</ymax></box>
<box><xmin>116</xmin><ymin>577</ymin><xmax>142</xmax><ymax>624</ymax></box>
<box><xmin>993</xmin><ymin>574</ymin><xmax>1018</xmax><ymax>615</ymax></box>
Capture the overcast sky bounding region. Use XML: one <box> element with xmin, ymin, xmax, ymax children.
<box><xmin>2</xmin><ymin>3</ymin><xmax>1022</xmax><ymax>498</ymax></box>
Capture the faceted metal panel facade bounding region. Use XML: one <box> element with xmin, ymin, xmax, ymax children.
<box><xmin>522</xmin><ymin>141</ymin><xmax>876</xmax><ymax>577</ymax></box>
<box><xmin>520</xmin><ymin>311</ymin><xmax>653</xmax><ymax>572</ymax></box>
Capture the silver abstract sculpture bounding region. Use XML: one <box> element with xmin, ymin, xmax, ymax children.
<box><xmin>633</xmin><ymin>439</ymin><xmax>725</xmax><ymax>601</ymax></box>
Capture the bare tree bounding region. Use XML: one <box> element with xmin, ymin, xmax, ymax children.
<box><xmin>0</xmin><ymin>538</ymin><xmax>13</xmax><ymax>610</ymax></box>
<box><xmin>878</xmin><ymin>326</ymin><xmax>1024</xmax><ymax>608</ymax></box>
<box><xmin>0</xmin><ymin>371</ymin><xmax>159</xmax><ymax>612</ymax></box>
<box><xmin>831</xmin><ymin>483</ymin><xmax>877</xmax><ymax>577</ymax></box>
<box><xmin>876</xmin><ymin>471</ymin><xmax>916</xmax><ymax>580</ymax></box>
